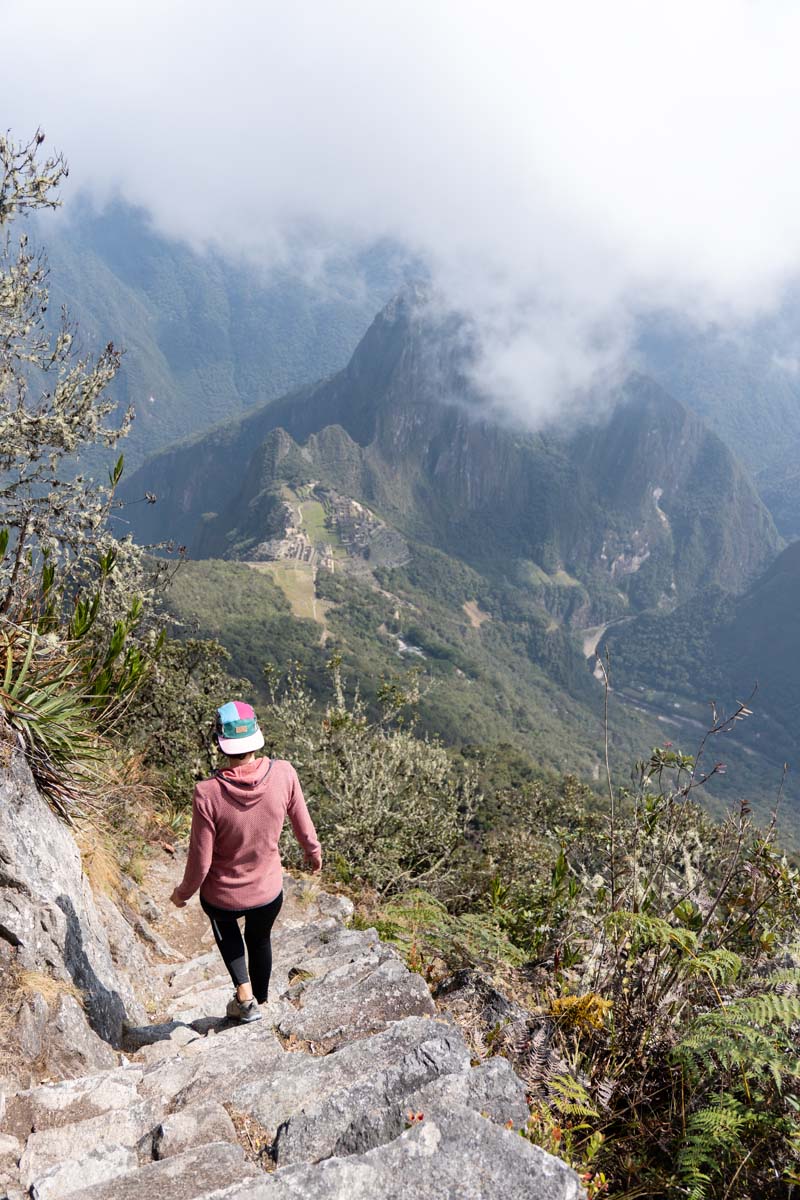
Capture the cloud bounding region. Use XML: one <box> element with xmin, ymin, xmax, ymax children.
<box><xmin>5</xmin><ymin>0</ymin><xmax>800</xmax><ymax>422</ymax></box>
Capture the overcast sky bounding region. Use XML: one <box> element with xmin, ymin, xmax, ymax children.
<box><xmin>5</xmin><ymin>0</ymin><xmax>800</xmax><ymax>419</ymax></box>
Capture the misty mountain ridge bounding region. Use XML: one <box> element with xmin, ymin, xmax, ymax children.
<box><xmin>41</xmin><ymin>198</ymin><xmax>800</xmax><ymax>545</ymax></box>
<box><xmin>115</xmin><ymin>285</ymin><xmax>797</xmax><ymax>823</ymax></box>
<box><xmin>123</xmin><ymin>287</ymin><xmax>778</xmax><ymax>610</ymax></box>
<box><xmin>37</xmin><ymin>198</ymin><xmax>410</xmax><ymax>470</ymax></box>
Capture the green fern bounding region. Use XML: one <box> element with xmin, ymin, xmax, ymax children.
<box><xmin>673</xmin><ymin>982</ymin><xmax>800</xmax><ymax>1197</ymax></box>
<box><xmin>607</xmin><ymin>910</ymin><xmax>698</xmax><ymax>956</ymax></box>
<box><xmin>547</xmin><ymin>1073</ymin><xmax>600</xmax><ymax>1120</ymax></box>
<box><xmin>684</xmin><ymin>947</ymin><xmax>742</xmax><ymax>985</ymax></box>
<box><xmin>678</xmin><ymin>1093</ymin><xmax>759</xmax><ymax>1200</ymax></box>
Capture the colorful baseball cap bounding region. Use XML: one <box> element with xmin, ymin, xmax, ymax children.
<box><xmin>215</xmin><ymin>700</ymin><xmax>265</xmax><ymax>755</ymax></box>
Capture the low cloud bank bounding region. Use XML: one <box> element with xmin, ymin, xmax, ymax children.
<box><xmin>5</xmin><ymin>0</ymin><xmax>800</xmax><ymax>422</ymax></box>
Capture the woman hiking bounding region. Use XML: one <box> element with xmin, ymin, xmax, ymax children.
<box><xmin>170</xmin><ymin>700</ymin><xmax>322</xmax><ymax>1023</ymax></box>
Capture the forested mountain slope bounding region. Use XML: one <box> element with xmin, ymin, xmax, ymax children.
<box><xmin>38</xmin><ymin>200</ymin><xmax>407</xmax><ymax>470</ymax></box>
<box><xmin>122</xmin><ymin>289</ymin><xmax>779</xmax><ymax>607</ymax></box>
<box><xmin>40</xmin><ymin>201</ymin><xmax>800</xmax><ymax>542</ymax></box>
<box><xmin>605</xmin><ymin>539</ymin><xmax>800</xmax><ymax>782</ymax></box>
<box><xmin>116</xmin><ymin>290</ymin><xmax>794</xmax><ymax>819</ymax></box>
<box><xmin>640</xmin><ymin>305</ymin><xmax>800</xmax><ymax>537</ymax></box>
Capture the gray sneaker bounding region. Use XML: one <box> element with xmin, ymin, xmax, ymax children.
<box><xmin>226</xmin><ymin>993</ymin><xmax>262</xmax><ymax>1023</ymax></box>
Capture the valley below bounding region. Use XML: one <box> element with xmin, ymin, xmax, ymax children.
<box><xmin>117</xmin><ymin>287</ymin><xmax>798</xmax><ymax>835</ymax></box>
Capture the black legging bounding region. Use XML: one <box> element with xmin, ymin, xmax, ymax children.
<box><xmin>200</xmin><ymin>891</ymin><xmax>284</xmax><ymax>1003</ymax></box>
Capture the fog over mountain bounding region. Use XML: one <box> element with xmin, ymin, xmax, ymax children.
<box><xmin>7</xmin><ymin>0</ymin><xmax>800</xmax><ymax>426</ymax></box>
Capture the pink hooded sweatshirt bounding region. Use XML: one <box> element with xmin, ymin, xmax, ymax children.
<box><xmin>174</xmin><ymin>758</ymin><xmax>322</xmax><ymax>910</ymax></box>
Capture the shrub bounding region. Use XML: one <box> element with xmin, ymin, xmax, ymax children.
<box><xmin>264</xmin><ymin>657</ymin><xmax>480</xmax><ymax>898</ymax></box>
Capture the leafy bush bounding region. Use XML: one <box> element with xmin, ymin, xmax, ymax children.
<box><xmin>492</xmin><ymin>721</ymin><xmax>800</xmax><ymax>1198</ymax></box>
<box><xmin>263</xmin><ymin>657</ymin><xmax>480</xmax><ymax>898</ymax></box>
<box><xmin>121</xmin><ymin>637</ymin><xmax>248</xmax><ymax>801</ymax></box>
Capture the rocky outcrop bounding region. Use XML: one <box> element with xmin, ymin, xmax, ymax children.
<box><xmin>0</xmin><ymin>752</ymin><xmax>582</xmax><ymax>1198</ymax></box>
<box><xmin>0</xmin><ymin>752</ymin><xmax>164</xmax><ymax>1087</ymax></box>
<box><xmin>2</xmin><ymin>927</ymin><xmax>581</xmax><ymax>1198</ymax></box>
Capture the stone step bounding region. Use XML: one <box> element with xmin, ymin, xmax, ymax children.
<box><xmin>138</xmin><ymin>1022</ymin><xmax>286</xmax><ymax>1113</ymax></box>
<box><xmin>229</xmin><ymin>1016</ymin><xmax>468</xmax><ymax>1166</ymax></box>
<box><xmin>4</xmin><ymin>1065</ymin><xmax>144</xmax><ymax>1140</ymax></box>
<box><xmin>153</xmin><ymin>1100</ymin><xmax>237</xmax><ymax>1160</ymax></box>
<box><xmin>276</xmin><ymin>948</ymin><xmax>436</xmax><ymax>1050</ymax></box>
<box><xmin>217</xmin><ymin>1107</ymin><xmax>582</xmax><ymax>1200</ymax></box>
<box><xmin>0</xmin><ymin>870</ymin><xmax>582</xmax><ymax>1200</ymax></box>
<box><xmin>29</xmin><ymin>1143</ymin><xmax>138</xmax><ymax>1200</ymax></box>
<box><xmin>20</xmin><ymin>1098</ymin><xmax>159</xmax><ymax>1192</ymax></box>
<box><xmin>61</xmin><ymin>1141</ymin><xmax>260</xmax><ymax>1200</ymax></box>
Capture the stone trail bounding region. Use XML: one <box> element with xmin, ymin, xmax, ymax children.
<box><xmin>0</xmin><ymin>753</ymin><xmax>582</xmax><ymax>1199</ymax></box>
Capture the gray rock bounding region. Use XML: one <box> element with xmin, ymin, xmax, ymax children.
<box><xmin>136</xmin><ymin>1055</ymin><xmax>201</xmax><ymax>1109</ymax></box>
<box><xmin>63</xmin><ymin>1141</ymin><xmax>259</xmax><ymax>1200</ymax></box>
<box><xmin>0</xmin><ymin>1133</ymin><xmax>21</xmax><ymax>1200</ymax></box>
<box><xmin>18</xmin><ymin>1098</ymin><xmax>158</xmax><ymax>1185</ymax></box>
<box><xmin>93</xmin><ymin>893</ymin><xmax>153</xmax><ymax>1021</ymax></box>
<box><xmin>434</xmin><ymin>968</ymin><xmax>562</xmax><ymax>1084</ymax></box>
<box><xmin>227</xmin><ymin>1107</ymin><xmax>583</xmax><ymax>1200</ymax></box>
<box><xmin>233</xmin><ymin>1017</ymin><xmax>469</xmax><ymax>1165</ymax></box>
<box><xmin>0</xmin><ymin>753</ymin><xmax>131</xmax><ymax>1049</ymax></box>
<box><xmin>49</xmin><ymin>994</ymin><xmax>120</xmax><ymax>1076</ymax></box>
<box><xmin>118</xmin><ymin>901</ymin><xmax>183</xmax><ymax>960</ymax></box>
<box><xmin>0</xmin><ymin>1133</ymin><xmax>21</xmax><ymax>1157</ymax></box>
<box><xmin>137</xmin><ymin>892</ymin><xmax>161</xmax><ymax>924</ymax></box>
<box><xmin>165</xmin><ymin>951</ymin><xmax>228</xmax><ymax>994</ymax></box>
<box><xmin>13</xmin><ymin>991</ymin><xmax>118</xmax><ymax>1083</ymax></box>
<box><xmin>4</xmin><ymin>1065</ymin><xmax>143</xmax><ymax>1138</ymax></box>
<box><xmin>272</xmin><ymin>917</ymin><xmax>340</xmax><ymax>956</ymax></box>
<box><xmin>29</xmin><ymin>1144</ymin><xmax>137</xmax><ymax>1200</ymax></box>
<box><xmin>168</xmin><ymin>983</ymin><xmax>235</xmax><ymax>1023</ymax></box>
<box><xmin>277</xmin><ymin>950</ymin><xmax>435</xmax><ymax>1048</ymax></box>
<box><xmin>406</xmin><ymin>1056</ymin><xmax>530</xmax><ymax>1129</ymax></box>
<box><xmin>12</xmin><ymin>992</ymin><xmax>48</xmax><ymax>1064</ymax></box>
<box><xmin>316</xmin><ymin>893</ymin><xmax>354</xmax><ymax>923</ymax></box>
<box><xmin>434</xmin><ymin>968</ymin><xmax>531</xmax><ymax>1033</ymax></box>
<box><xmin>283</xmin><ymin>926</ymin><xmax>381</xmax><ymax>979</ymax></box>
<box><xmin>123</xmin><ymin>1020</ymin><xmax>198</xmax><ymax>1051</ymax></box>
<box><xmin>154</xmin><ymin>1101</ymin><xmax>237</xmax><ymax>1159</ymax></box>
<box><xmin>140</xmin><ymin>1023</ymin><xmax>285</xmax><ymax>1112</ymax></box>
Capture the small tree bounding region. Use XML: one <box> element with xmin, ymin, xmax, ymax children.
<box><xmin>0</xmin><ymin>131</ymin><xmax>164</xmax><ymax>809</ymax></box>
<box><xmin>0</xmin><ymin>129</ymin><xmax>132</xmax><ymax>612</ymax></box>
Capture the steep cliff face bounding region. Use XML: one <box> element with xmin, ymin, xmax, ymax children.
<box><xmin>130</xmin><ymin>290</ymin><xmax>780</xmax><ymax>608</ymax></box>
<box><xmin>0</xmin><ymin>748</ymin><xmax>159</xmax><ymax>1088</ymax></box>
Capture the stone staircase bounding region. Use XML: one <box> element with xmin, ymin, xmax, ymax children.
<box><xmin>0</xmin><ymin>877</ymin><xmax>582</xmax><ymax>1199</ymax></box>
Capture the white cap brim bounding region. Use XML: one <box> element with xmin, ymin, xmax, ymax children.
<box><xmin>217</xmin><ymin>729</ymin><xmax>265</xmax><ymax>755</ymax></box>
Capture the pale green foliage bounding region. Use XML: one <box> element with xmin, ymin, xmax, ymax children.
<box><xmin>121</xmin><ymin>637</ymin><xmax>247</xmax><ymax>800</ymax></box>
<box><xmin>674</xmin><ymin>979</ymin><xmax>800</xmax><ymax>1198</ymax></box>
<box><xmin>0</xmin><ymin>131</ymin><xmax>166</xmax><ymax>811</ymax></box>
<box><xmin>265</xmin><ymin>658</ymin><xmax>480</xmax><ymax>896</ymax></box>
<box><xmin>0</xmin><ymin>131</ymin><xmax>132</xmax><ymax>611</ymax></box>
<box><xmin>504</xmin><ymin>725</ymin><xmax>800</xmax><ymax>1197</ymax></box>
<box><xmin>371</xmin><ymin>888</ymin><xmax>525</xmax><ymax>974</ymax></box>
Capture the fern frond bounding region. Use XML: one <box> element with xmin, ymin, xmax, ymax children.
<box><xmin>607</xmin><ymin>910</ymin><xmax>698</xmax><ymax>956</ymax></box>
<box><xmin>676</xmin><ymin>987</ymin><xmax>800</xmax><ymax>1095</ymax></box>
<box><xmin>768</xmin><ymin>965</ymin><xmax>800</xmax><ymax>988</ymax></box>
<box><xmin>546</xmin><ymin>1073</ymin><xmax>599</xmax><ymax>1119</ymax></box>
<box><xmin>735</xmin><ymin>991</ymin><xmax>800</xmax><ymax>1028</ymax></box>
<box><xmin>678</xmin><ymin>1093</ymin><xmax>761</xmax><ymax>1200</ymax></box>
<box><xmin>684</xmin><ymin>947</ymin><xmax>742</xmax><ymax>985</ymax></box>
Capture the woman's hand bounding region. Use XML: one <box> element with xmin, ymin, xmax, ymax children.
<box><xmin>305</xmin><ymin>853</ymin><xmax>322</xmax><ymax>875</ymax></box>
<box><xmin>170</xmin><ymin>888</ymin><xmax>187</xmax><ymax>908</ymax></box>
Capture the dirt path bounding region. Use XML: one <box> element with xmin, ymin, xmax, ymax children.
<box><xmin>462</xmin><ymin>600</ymin><xmax>490</xmax><ymax>629</ymax></box>
<box><xmin>140</xmin><ymin>849</ymin><xmax>214</xmax><ymax>964</ymax></box>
